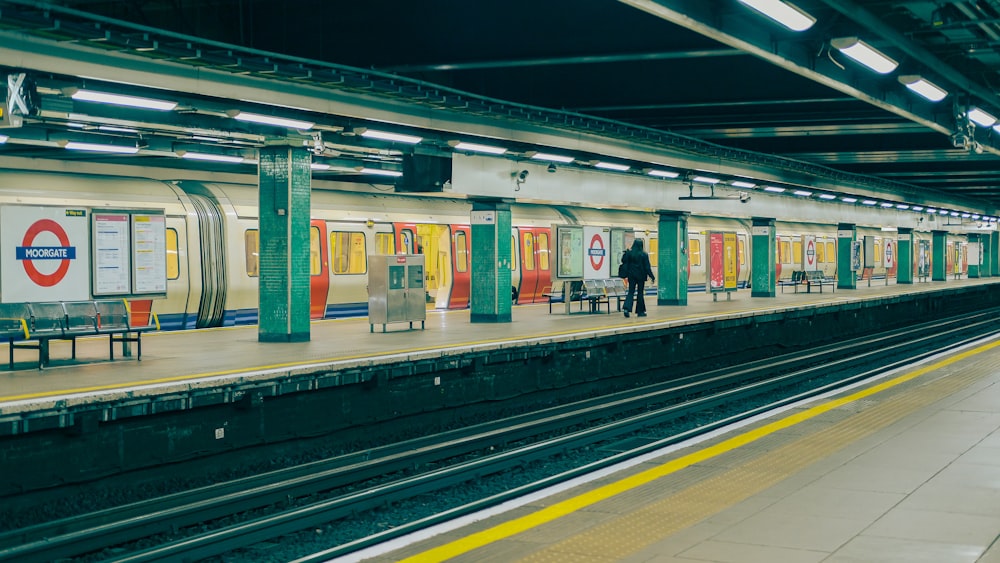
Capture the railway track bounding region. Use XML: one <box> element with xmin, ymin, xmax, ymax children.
<box><xmin>2</xmin><ymin>310</ymin><xmax>997</xmax><ymax>562</ymax></box>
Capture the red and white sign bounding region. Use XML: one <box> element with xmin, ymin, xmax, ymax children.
<box><xmin>583</xmin><ymin>226</ymin><xmax>609</xmax><ymax>280</ymax></box>
<box><xmin>1</xmin><ymin>206</ymin><xmax>90</xmax><ymax>302</ymax></box>
<box><xmin>803</xmin><ymin>235</ymin><xmax>817</xmax><ymax>270</ymax></box>
<box><xmin>884</xmin><ymin>239</ymin><xmax>894</xmax><ymax>269</ymax></box>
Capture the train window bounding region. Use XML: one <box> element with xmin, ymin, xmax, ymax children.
<box><xmin>401</xmin><ymin>229</ymin><xmax>415</xmax><ymax>254</ymax></box>
<box><xmin>816</xmin><ymin>242</ymin><xmax>825</xmax><ymax>263</ymax></box>
<box><xmin>310</xmin><ymin>227</ymin><xmax>322</xmax><ymax>275</ymax></box>
<box><xmin>792</xmin><ymin>241</ymin><xmax>803</xmax><ymax>265</ymax></box>
<box><xmin>455</xmin><ymin>231</ymin><xmax>468</xmax><ymax>273</ymax></box>
<box><xmin>376</xmin><ymin>232</ymin><xmax>394</xmax><ymax>255</ymax></box>
<box><xmin>331</xmin><ymin>231</ymin><xmax>367</xmax><ymax>274</ymax></box>
<box><xmin>538</xmin><ymin>232</ymin><xmax>550</xmax><ymax>270</ymax></box>
<box><xmin>779</xmin><ymin>240</ymin><xmax>791</xmax><ymax>263</ymax></box>
<box><xmin>244</xmin><ymin>229</ymin><xmax>259</xmax><ymax>278</ymax></box>
<box><xmin>875</xmin><ymin>242</ymin><xmax>882</xmax><ymax>264</ymax></box>
<box><xmin>826</xmin><ymin>242</ymin><xmax>836</xmax><ymax>262</ymax></box>
<box><xmin>689</xmin><ymin>238</ymin><xmax>701</xmax><ymax>266</ymax></box>
<box><xmin>737</xmin><ymin>239</ymin><xmax>745</xmax><ymax>267</ymax></box>
<box><xmin>522</xmin><ymin>233</ymin><xmax>535</xmax><ymax>271</ymax></box>
<box><xmin>511</xmin><ymin>235</ymin><xmax>517</xmax><ymax>270</ymax></box>
<box><xmin>166</xmin><ymin>227</ymin><xmax>180</xmax><ymax>280</ymax></box>
<box><xmin>648</xmin><ymin>238</ymin><xmax>658</xmax><ymax>267</ymax></box>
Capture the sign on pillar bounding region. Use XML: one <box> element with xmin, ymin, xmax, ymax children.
<box><xmin>258</xmin><ymin>146</ymin><xmax>311</xmax><ymax>342</ymax></box>
<box><xmin>657</xmin><ymin>211</ymin><xmax>688</xmax><ymax>306</ymax></box>
<box><xmin>750</xmin><ymin>217</ymin><xmax>775</xmax><ymax>297</ymax></box>
<box><xmin>470</xmin><ymin>200</ymin><xmax>512</xmax><ymax>323</ymax></box>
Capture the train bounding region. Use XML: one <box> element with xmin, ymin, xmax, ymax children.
<box><xmin>0</xmin><ymin>170</ymin><xmax>970</xmax><ymax>330</ymax></box>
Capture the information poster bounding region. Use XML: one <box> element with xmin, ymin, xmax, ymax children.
<box><xmin>92</xmin><ymin>212</ymin><xmax>131</xmax><ymax>295</ymax></box>
<box><xmin>132</xmin><ymin>213</ymin><xmax>167</xmax><ymax>294</ymax></box>
<box><xmin>918</xmin><ymin>240</ymin><xmax>930</xmax><ymax>278</ymax></box>
<box><xmin>723</xmin><ymin>232</ymin><xmax>738</xmax><ymax>290</ymax></box>
<box><xmin>555</xmin><ymin>225</ymin><xmax>584</xmax><ymax>279</ymax></box>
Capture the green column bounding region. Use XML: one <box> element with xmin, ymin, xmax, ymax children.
<box><xmin>258</xmin><ymin>146</ymin><xmax>312</xmax><ymax>342</ymax></box>
<box><xmin>982</xmin><ymin>232</ymin><xmax>992</xmax><ymax>277</ymax></box>
<box><xmin>837</xmin><ymin>223</ymin><xmax>857</xmax><ymax>290</ymax></box>
<box><xmin>968</xmin><ymin>233</ymin><xmax>981</xmax><ymax>278</ymax></box>
<box><xmin>992</xmin><ymin>232</ymin><xmax>1000</xmax><ymax>277</ymax></box>
<box><xmin>657</xmin><ymin>211</ymin><xmax>688</xmax><ymax>306</ymax></box>
<box><xmin>932</xmin><ymin>230</ymin><xmax>947</xmax><ymax>281</ymax></box>
<box><xmin>751</xmin><ymin>217</ymin><xmax>776</xmax><ymax>297</ymax></box>
<box><xmin>470</xmin><ymin>199</ymin><xmax>512</xmax><ymax>323</ymax></box>
<box><xmin>897</xmin><ymin>227</ymin><xmax>913</xmax><ymax>284</ymax></box>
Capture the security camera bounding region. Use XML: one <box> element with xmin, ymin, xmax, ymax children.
<box><xmin>739</xmin><ymin>191</ymin><xmax>751</xmax><ymax>203</ymax></box>
<box><xmin>547</xmin><ymin>163</ymin><xmax>557</xmax><ymax>173</ymax></box>
<box><xmin>517</xmin><ymin>169</ymin><xmax>529</xmax><ymax>181</ymax></box>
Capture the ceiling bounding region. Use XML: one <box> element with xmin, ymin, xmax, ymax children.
<box><xmin>6</xmin><ymin>0</ymin><xmax>1000</xmax><ymax>211</ymax></box>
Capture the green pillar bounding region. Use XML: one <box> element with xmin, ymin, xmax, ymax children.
<box><xmin>990</xmin><ymin>231</ymin><xmax>1000</xmax><ymax>277</ymax></box>
<box><xmin>897</xmin><ymin>227</ymin><xmax>913</xmax><ymax>284</ymax></box>
<box><xmin>258</xmin><ymin>146</ymin><xmax>312</xmax><ymax>342</ymax></box>
<box><xmin>751</xmin><ymin>217</ymin><xmax>776</xmax><ymax>297</ymax></box>
<box><xmin>982</xmin><ymin>232</ymin><xmax>992</xmax><ymax>277</ymax></box>
<box><xmin>657</xmin><ymin>211</ymin><xmax>688</xmax><ymax>306</ymax></box>
<box><xmin>837</xmin><ymin>223</ymin><xmax>857</xmax><ymax>290</ymax></box>
<box><xmin>932</xmin><ymin>230</ymin><xmax>947</xmax><ymax>281</ymax></box>
<box><xmin>470</xmin><ymin>199</ymin><xmax>512</xmax><ymax>323</ymax></box>
<box><xmin>968</xmin><ymin>234</ymin><xmax>981</xmax><ymax>278</ymax></box>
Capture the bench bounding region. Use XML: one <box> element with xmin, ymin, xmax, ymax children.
<box><xmin>584</xmin><ymin>279</ymin><xmax>611</xmax><ymax>313</ymax></box>
<box><xmin>779</xmin><ymin>270</ymin><xmax>835</xmax><ymax>293</ymax></box>
<box><xmin>1</xmin><ymin>299</ymin><xmax>159</xmax><ymax>369</ymax></box>
<box><xmin>545</xmin><ymin>279</ymin><xmax>626</xmax><ymax>314</ymax></box>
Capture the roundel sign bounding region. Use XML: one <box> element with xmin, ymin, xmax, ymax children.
<box><xmin>588</xmin><ymin>233</ymin><xmax>606</xmax><ymax>270</ymax></box>
<box><xmin>2</xmin><ymin>206</ymin><xmax>89</xmax><ymax>302</ymax></box>
<box><xmin>805</xmin><ymin>238</ymin><xmax>817</xmax><ymax>268</ymax></box>
<box><xmin>884</xmin><ymin>240</ymin><xmax>894</xmax><ymax>269</ymax></box>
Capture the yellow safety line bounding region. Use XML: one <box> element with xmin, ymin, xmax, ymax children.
<box><xmin>398</xmin><ymin>337</ymin><xmax>1000</xmax><ymax>562</ymax></box>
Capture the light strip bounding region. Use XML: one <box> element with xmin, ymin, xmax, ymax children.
<box><xmin>737</xmin><ymin>0</ymin><xmax>816</xmax><ymax>31</ymax></box>
<box><xmin>939</xmin><ymin>210</ymin><xmax>950</xmax><ymax>215</ymax></box>
<box><xmin>962</xmin><ymin>213</ymin><xmax>971</xmax><ymax>218</ymax></box>
<box><xmin>818</xmin><ymin>194</ymin><xmax>837</xmax><ymax>200</ymax></box>
<box><xmin>595</xmin><ymin>162</ymin><xmax>630</xmax><ymax>171</ymax></box>
<box><xmin>310</xmin><ymin>163</ymin><xmax>331</xmax><ymax>170</ymax></box>
<box><xmin>360</xmin><ymin>168</ymin><xmax>403</xmax><ymax>177</ymax></box>
<box><xmin>530</xmin><ymin>152</ymin><xmax>575</xmax><ymax>163</ymax></box>
<box><xmin>0</xmin><ymin>135</ymin><xmax>7</xmax><ymax>144</ymax></box>
<box><xmin>692</xmin><ymin>176</ymin><xmax>720</xmax><ymax>184</ymax></box>
<box><xmin>63</xmin><ymin>141</ymin><xmax>139</xmax><ymax>154</ymax></box>
<box><xmin>97</xmin><ymin>125</ymin><xmax>139</xmax><ymax>134</ymax></box>
<box><xmin>67</xmin><ymin>89</ymin><xmax>178</xmax><ymax>111</ymax></box>
<box><xmin>230</xmin><ymin>111</ymin><xmax>314</xmax><ymax>130</ymax></box>
<box><xmin>926</xmin><ymin>208</ymin><xmax>937</xmax><ymax>214</ymax></box>
<box><xmin>763</xmin><ymin>186</ymin><xmax>785</xmax><ymax>192</ymax></box>
<box><xmin>731</xmin><ymin>180</ymin><xmax>756</xmax><ymax>189</ymax></box>
<box><xmin>880</xmin><ymin>202</ymin><xmax>894</xmax><ymax>208</ymax></box>
<box><xmin>896</xmin><ymin>204</ymin><xmax>910</xmax><ymax>209</ymax></box>
<box><xmin>898</xmin><ymin>75</ymin><xmax>948</xmax><ymax>102</ymax></box>
<box><xmin>647</xmin><ymin>169</ymin><xmax>679</xmax><ymax>178</ymax></box>
<box><xmin>841</xmin><ymin>197</ymin><xmax>858</xmax><ymax>203</ymax></box>
<box><xmin>179</xmin><ymin>151</ymin><xmax>245</xmax><ymax>164</ymax></box>
<box><xmin>831</xmin><ymin>37</ymin><xmax>898</xmax><ymax>74</ymax></box>
<box><xmin>792</xmin><ymin>190</ymin><xmax>813</xmax><ymax>196</ymax></box>
<box><xmin>911</xmin><ymin>206</ymin><xmax>924</xmax><ymax>211</ymax></box>
<box><xmin>450</xmin><ymin>141</ymin><xmax>507</xmax><ymax>155</ymax></box>
<box><xmin>358</xmin><ymin>129</ymin><xmax>423</xmax><ymax>144</ymax></box>
<box><xmin>862</xmin><ymin>199</ymin><xmax>878</xmax><ymax>205</ymax></box>
<box><xmin>968</xmin><ymin>107</ymin><xmax>997</xmax><ymax>127</ymax></box>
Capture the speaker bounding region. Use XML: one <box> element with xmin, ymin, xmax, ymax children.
<box><xmin>398</xmin><ymin>153</ymin><xmax>452</xmax><ymax>192</ymax></box>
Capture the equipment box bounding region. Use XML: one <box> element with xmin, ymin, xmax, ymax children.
<box><xmin>368</xmin><ymin>254</ymin><xmax>426</xmax><ymax>332</ymax></box>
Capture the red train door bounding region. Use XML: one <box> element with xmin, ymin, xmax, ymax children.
<box><xmin>517</xmin><ymin>227</ymin><xmax>540</xmax><ymax>304</ymax></box>
<box><xmin>309</xmin><ymin>219</ymin><xmax>329</xmax><ymax>319</ymax></box>
<box><xmin>450</xmin><ymin>225</ymin><xmax>471</xmax><ymax>308</ymax></box>
<box><xmin>533</xmin><ymin>227</ymin><xmax>552</xmax><ymax>302</ymax></box>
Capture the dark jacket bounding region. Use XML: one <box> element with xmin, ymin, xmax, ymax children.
<box><xmin>622</xmin><ymin>249</ymin><xmax>654</xmax><ymax>282</ymax></box>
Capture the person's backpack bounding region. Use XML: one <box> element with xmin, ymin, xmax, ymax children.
<box><xmin>618</xmin><ymin>252</ymin><xmax>628</xmax><ymax>278</ymax></box>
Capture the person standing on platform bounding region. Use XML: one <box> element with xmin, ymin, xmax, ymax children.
<box><xmin>621</xmin><ymin>239</ymin><xmax>654</xmax><ymax>318</ymax></box>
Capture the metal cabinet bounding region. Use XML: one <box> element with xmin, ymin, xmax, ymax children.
<box><xmin>368</xmin><ymin>254</ymin><xmax>426</xmax><ymax>332</ymax></box>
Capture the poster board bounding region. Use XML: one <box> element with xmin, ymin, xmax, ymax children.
<box><xmin>92</xmin><ymin>209</ymin><xmax>167</xmax><ymax>297</ymax></box>
<box><xmin>554</xmin><ymin>225</ymin><xmax>584</xmax><ymax>280</ymax></box>
<box><xmin>708</xmin><ymin>232</ymin><xmax>738</xmax><ymax>293</ymax></box>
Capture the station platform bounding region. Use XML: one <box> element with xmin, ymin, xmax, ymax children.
<box><xmin>1</xmin><ymin>277</ymin><xmax>998</xmax><ymax>421</ymax></box>
<box><xmin>357</xmin><ymin>326</ymin><xmax>1000</xmax><ymax>563</ymax></box>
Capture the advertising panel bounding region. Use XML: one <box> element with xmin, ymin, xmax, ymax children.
<box><xmin>554</xmin><ymin>225</ymin><xmax>583</xmax><ymax>280</ymax></box>
<box><xmin>863</xmin><ymin>236</ymin><xmax>875</xmax><ymax>267</ymax></box>
<box><xmin>723</xmin><ymin>232</ymin><xmax>738</xmax><ymax>290</ymax></box>
<box><xmin>709</xmin><ymin>232</ymin><xmax>724</xmax><ymax>292</ymax></box>
<box><xmin>918</xmin><ymin>240</ymin><xmax>930</xmax><ymax>278</ymax></box>
<box><xmin>1</xmin><ymin>205</ymin><xmax>90</xmax><ymax>302</ymax></box>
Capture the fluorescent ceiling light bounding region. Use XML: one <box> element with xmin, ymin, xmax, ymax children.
<box><xmin>67</xmin><ymin>88</ymin><xmax>178</xmax><ymax>111</ymax></box>
<box><xmin>595</xmin><ymin>162</ymin><xmax>630</xmax><ymax>171</ymax></box>
<box><xmin>358</xmin><ymin>129</ymin><xmax>422</xmax><ymax>144</ymax></box>
<box><xmin>861</xmin><ymin>199</ymin><xmax>878</xmax><ymax>205</ymax></box>
<box><xmin>230</xmin><ymin>110</ymin><xmax>314</xmax><ymax>130</ymax></box>
<box><xmin>818</xmin><ymin>194</ymin><xmax>837</xmax><ymax>200</ymax></box>
<box><xmin>449</xmin><ymin>141</ymin><xmax>507</xmax><ymax>155</ymax></box>
<box><xmin>951</xmin><ymin>211</ymin><xmax>960</xmax><ymax>216</ymax></box>
<box><xmin>63</xmin><ymin>141</ymin><xmax>139</xmax><ymax>154</ymax></box>
<box><xmin>896</xmin><ymin>204</ymin><xmax>909</xmax><ymax>209</ymax></box>
<box><xmin>0</xmin><ymin>135</ymin><xmax>7</xmax><ymax>144</ymax></box>
<box><xmin>926</xmin><ymin>208</ymin><xmax>936</xmax><ymax>213</ymax></box>
<box><xmin>178</xmin><ymin>151</ymin><xmax>245</xmax><ymax>164</ymax></box>
<box><xmin>898</xmin><ymin>75</ymin><xmax>948</xmax><ymax>102</ymax></box>
<box><xmin>737</xmin><ymin>0</ymin><xmax>816</xmax><ymax>31</ymax></box>
<box><xmin>841</xmin><ymin>197</ymin><xmax>858</xmax><ymax>203</ymax></box>
<box><xmin>692</xmin><ymin>176</ymin><xmax>720</xmax><ymax>184</ymax></box>
<box><xmin>968</xmin><ymin>107</ymin><xmax>997</xmax><ymax>127</ymax></box>
<box><xmin>731</xmin><ymin>180</ymin><xmax>756</xmax><ymax>189</ymax></box>
<box><xmin>530</xmin><ymin>152</ymin><xmax>575</xmax><ymax>163</ymax></box>
<box><xmin>792</xmin><ymin>190</ymin><xmax>813</xmax><ymax>196</ymax></box>
<box><xmin>310</xmin><ymin>163</ymin><xmax>331</xmax><ymax>170</ymax></box>
<box><xmin>962</xmin><ymin>213</ymin><xmax>971</xmax><ymax>218</ymax></box>
<box><xmin>763</xmin><ymin>186</ymin><xmax>785</xmax><ymax>192</ymax></box>
<box><xmin>940</xmin><ymin>210</ymin><xmax>950</xmax><ymax>215</ymax></box>
<box><xmin>97</xmin><ymin>125</ymin><xmax>139</xmax><ymax>134</ymax></box>
<box><xmin>911</xmin><ymin>206</ymin><xmax>924</xmax><ymax>211</ymax></box>
<box><xmin>972</xmin><ymin>214</ymin><xmax>981</xmax><ymax>219</ymax></box>
<box><xmin>360</xmin><ymin>168</ymin><xmax>403</xmax><ymax>177</ymax></box>
<box><xmin>831</xmin><ymin>37</ymin><xmax>898</xmax><ymax>74</ymax></box>
<box><xmin>647</xmin><ymin>169</ymin><xmax>679</xmax><ymax>178</ymax></box>
<box><xmin>880</xmin><ymin>202</ymin><xmax>894</xmax><ymax>208</ymax></box>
